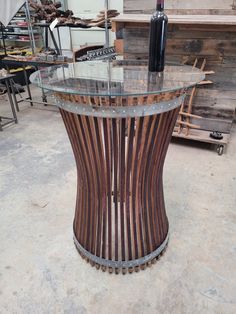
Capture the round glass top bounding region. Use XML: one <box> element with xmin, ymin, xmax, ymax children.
<box><xmin>30</xmin><ymin>60</ymin><xmax>205</xmax><ymax>97</ymax></box>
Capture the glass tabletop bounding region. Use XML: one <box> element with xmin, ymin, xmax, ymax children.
<box><xmin>30</xmin><ymin>60</ymin><xmax>205</xmax><ymax>97</ymax></box>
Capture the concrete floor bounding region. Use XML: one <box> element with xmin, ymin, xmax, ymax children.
<box><xmin>0</xmin><ymin>88</ymin><xmax>236</xmax><ymax>314</ymax></box>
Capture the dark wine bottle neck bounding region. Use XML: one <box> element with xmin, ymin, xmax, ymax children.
<box><xmin>156</xmin><ymin>0</ymin><xmax>164</xmax><ymax>11</ymax></box>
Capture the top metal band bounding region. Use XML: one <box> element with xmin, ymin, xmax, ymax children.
<box><xmin>55</xmin><ymin>95</ymin><xmax>184</xmax><ymax>118</ymax></box>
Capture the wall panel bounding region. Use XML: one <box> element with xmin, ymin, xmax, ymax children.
<box><xmin>124</xmin><ymin>0</ymin><xmax>236</xmax><ymax>14</ymax></box>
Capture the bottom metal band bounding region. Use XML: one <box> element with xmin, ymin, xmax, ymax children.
<box><xmin>73</xmin><ymin>230</ymin><xmax>169</xmax><ymax>269</ymax></box>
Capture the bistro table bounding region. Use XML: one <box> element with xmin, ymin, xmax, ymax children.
<box><xmin>30</xmin><ymin>61</ymin><xmax>204</xmax><ymax>274</ymax></box>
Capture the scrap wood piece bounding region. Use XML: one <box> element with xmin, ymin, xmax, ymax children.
<box><xmin>176</xmin><ymin>56</ymin><xmax>214</xmax><ymax>136</ymax></box>
<box><xmin>177</xmin><ymin>100</ymin><xmax>185</xmax><ymax>134</ymax></box>
<box><xmin>178</xmin><ymin>111</ymin><xmax>202</xmax><ymax>119</ymax></box>
<box><xmin>29</xmin><ymin>0</ymin><xmax>119</xmax><ymax>26</ymax></box>
<box><xmin>177</xmin><ymin>57</ymin><xmax>198</xmax><ymax>134</ymax></box>
<box><xmin>185</xmin><ymin>58</ymin><xmax>207</xmax><ymax>135</ymax></box>
<box><xmin>29</xmin><ymin>0</ymin><xmax>74</xmax><ymax>23</ymax></box>
<box><xmin>204</xmin><ymin>70</ymin><xmax>215</xmax><ymax>75</ymax></box>
<box><xmin>198</xmin><ymin>80</ymin><xmax>213</xmax><ymax>85</ymax></box>
<box><xmin>176</xmin><ymin>120</ymin><xmax>200</xmax><ymax>129</ymax></box>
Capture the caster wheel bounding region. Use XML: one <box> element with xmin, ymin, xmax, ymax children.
<box><xmin>217</xmin><ymin>145</ymin><xmax>224</xmax><ymax>156</ymax></box>
<box><xmin>210</xmin><ymin>131</ymin><xmax>223</xmax><ymax>140</ymax></box>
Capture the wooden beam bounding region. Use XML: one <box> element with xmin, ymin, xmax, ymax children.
<box><xmin>179</xmin><ymin>112</ymin><xmax>202</xmax><ymax>119</ymax></box>
<box><xmin>204</xmin><ymin>71</ymin><xmax>215</xmax><ymax>74</ymax></box>
<box><xmin>176</xmin><ymin>120</ymin><xmax>200</xmax><ymax>129</ymax></box>
<box><xmin>112</xmin><ymin>14</ymin><xmax>236</xmax><ymax>26</ymax></box>
<box><xmin>198</xmin><ymin>80</ymin><xmax>213</xmax><ymax>85</ymax></box>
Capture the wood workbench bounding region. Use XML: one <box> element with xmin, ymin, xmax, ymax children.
<box><xmin>112</xmin><ymin>14</ymin><xmax>236</xmax><ymax>153</ymax></box>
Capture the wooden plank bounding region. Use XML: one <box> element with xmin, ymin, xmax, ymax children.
<box><xmin>168</xmin><ymin>29</ymin><xmax>236</xmax><ymax>40</ymax></box>
<box><xmin>191</xmin><ymin>94</ymin><xmax>236</xmax><ymax>109</ymax></box>
<box><xmin>179</xmin><ymin>112</ymin><xmax>202</xmax><ymax>119</ymax></box>
<box><xmin>167</xmin><ymin>38</ymin><xmax>236</xmax><ymax>57</ymax></box>
<box><xmin>197</xmin><ymin>80</ymin><xmax>213</xmax><ymax>85</ymax></box>
<box><xmin>196</xmin><ymin>89</ymin><xmax>236</xmax><ymax>100</ymax></box>
<box><xmin>171</xmin><ymin>24</ymin><xmax>236</xmax><ymax>33</ymax></box>
<box><xmin>168</xmin><ymin>54</ymin><xmax>223</xmax><ymax>65</ymax></box>
<box><xmin>190</xmin><ymin>96</ymin><xmax>236</xmax><ymax>118</ymax></box>
<box><xmin>124</xmin><ymin>9</ymin><xmax>236</xmax><ymax>16</ymax></box>
<box><xmin>223</xmin><ymin>56</ymin><xmax>236</xmax><ymax>65</ymax></box>
<box><xmin>191</xmin><ymin>117</ymin><xmax>233</xmax><ymax>133</ymax></box>
<box><xmin>112</xmin><ymin>14</ymin><xmax>236</xmax><ymax>26</ymax></box>
<box><xmin>172</xmin><ymin>129</ymin><xmax>230</xmax><ymax>145</ymax></box>
<box><xmin>124</xmin><ymin>0</ymin><xmax>234</xmax><ymax>12</ymax></box>
<box><xmin>166</xmin><ymin>10</ymin><xmax>236</xmax><ymax>16</ymax></box>
<box><xmin>122</xmin><ymin>29</ymin><xmax>236</xmax><ymax>58</ymax></box>
<box><xmin>191</xmin><ymin>108</ymin><xmax>235</xmax><ymax>121</ymax></box>
<box><xmin>123</xmin><ymin>34</ymin><xmax>236</xmax><ymax>57</ymax></box>
<box><xmin>122</xmin><ymin>27</ymin><xmax>236</xmax><ymax>41</ymax></box>
<box><xmin>176</xmin><ymin>120</ymin><xmax>200</xmax><ymax>129</ymax></box>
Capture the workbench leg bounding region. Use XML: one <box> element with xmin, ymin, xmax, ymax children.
<box><xmin>10</xmin><ymin>79</ymin><xmax>20</xmax><ymax>112</ymax></box>
<box><xmin>23</xmin><ymin>66</ymin><xmax>33</xmax><ymax>106</ymax></box>
<box><xmin>5</xmin><ymin>80</ymin><xmax>18</xmax><ymax>124</ymax></box>
<box><xmin>49</xmin><ymin>28</ymin><xmax>60</xmax><ymax>55</ymax></box>
<box><xmin>35</xmin><ymin>66</ymin><xmax>48</xmax><ymax>105</ymax></box>
<box><xmin>217</xmin><ymin>145</ymin><xmax>224</xmax><ymax>156</ymax></box>
<box><xmin>45</xmin><ymin>28</ymin><xmax>49</xmax><ymax>49</ymax></box>
<box><xmin>42</xmin><ymin>88</ymin><xmax>48</xmax><ymax>105</ymax></box>
<box><xmin>57</xmin><ymin>28</ymin><xmax>62</xmax><ymax>55</ymax></box>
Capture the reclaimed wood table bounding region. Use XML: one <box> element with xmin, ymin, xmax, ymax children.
<box><xmin>30</xmin><ymin>61</ymin><xmax>204</xmax><ymax>274</ymax></box>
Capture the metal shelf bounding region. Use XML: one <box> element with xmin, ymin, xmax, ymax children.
<box><xmin>8</xmin><ymin>25</ymin><xmax>32</xmax><ymax>28</ymax></box>
<box><xmin>4</xmin><ymin>32</ymin><xmax>39</xmax><ymax>36</ymax></box>
<box><xmin>3</xmin><ymin>39</ymin><xmax>41</xmax><ymax>42</ymax></box>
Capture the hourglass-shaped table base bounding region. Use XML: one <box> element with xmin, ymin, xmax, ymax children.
<box><xmin>57</xmin><ymin>91</ymin><xmax>182</xmax><ymax>274</ymax></box>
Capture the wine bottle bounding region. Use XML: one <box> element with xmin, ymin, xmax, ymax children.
<box><xmin>148</xmin><ymin>0</ymin><xmax>168</xmax><ymax>72</ymax></box>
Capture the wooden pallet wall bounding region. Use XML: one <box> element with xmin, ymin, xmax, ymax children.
<box><xmin>121</xmin><ymin>22</ymin><xmax>236</xmax><ymax>133</ymax></box>
<box><xmin>124</xmin><ymin>0</ymin><xmax>236</xmax><ymax>15</ymax></box>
